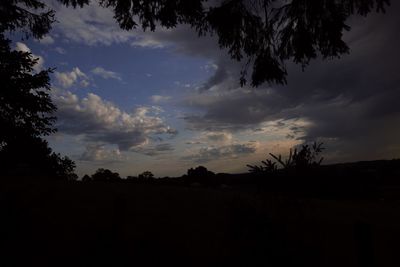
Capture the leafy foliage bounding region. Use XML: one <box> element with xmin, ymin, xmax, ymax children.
<box><xmin>247</xmin><ymin>159</ymin><xmax>277</xmax><ymax>174</ymax></box>
<box><xmin>138</xmin><ymin>171</ymin><xmax>154</xmax><ymax>180</ymax></box>
<box><xmin>185</xmin><ymin>166</ymin><xmax>216</xmax><ymax>185</ymax></box>
<box><xmin>248</xmin><ymin>142</ymin><xmax>324</xmax><ymax>174</ymax></box>
<box><xmin>0</xmin><ymin>0</ymin><xmax>76</xmax><ymax>179</ymax></box>
<box><xmin>0</xmin><ymin>136</ymin><xmax>76</xmax><ymax>179</ymax></box>
<box><xmin>203</xmin><ymin>0</ymin><xmax>390</xmax><ymax>86</ymax></box>
<box><xmin>270</xmin><ymin>142</ymin><xmax>324</xmax><ymax>170</ymax></box>
<box><xmin>187</xmin><ymin>166</ymin><xmax>215</xmax><ymax>178</ymax></box>
<box><xmin>58</xmin><ymin>0</ymin><xmax>390</xmax><ymax>86</ymax></box>
<box><xmin>0</xmin><ymin>36</ymin><xmax>56</xmax><ymax>142</ymax></box>
<box><xmin>91</xmin><ymin>168</ymin><xmax>121</xmax><ymax>181</ymax></box>
<box><xmin>0</xmin><ymin>0</ymin><xmax>55</xmax><ymax>39</ymax></box>
<box><xmin>81</xmin><ymin>174</ymin><xmax>92</xmax><ymax>182</ymax></box>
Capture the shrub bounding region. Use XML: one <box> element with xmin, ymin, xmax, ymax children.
<box><xmin>248</xmin><ymin>142</ymin><xmax>324</xmax><ymax>174</ymax></box>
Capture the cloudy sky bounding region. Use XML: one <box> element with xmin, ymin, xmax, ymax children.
<box><xmin>12</xmin><ymin>1</ymin><xmax>400</xmax><ymax>177</ymax></box>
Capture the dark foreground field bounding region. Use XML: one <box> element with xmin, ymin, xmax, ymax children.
<box><xmin>1</xmin><ymin>178</ymin><xmax>400</xmax><ymax>266</ymax></box>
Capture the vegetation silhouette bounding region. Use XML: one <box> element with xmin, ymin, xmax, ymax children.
<box><xmin>248</xmin><ymin>141</ymin><xmax>324</xmax><ymax>174</ymax></box>
<box><xmin>185</xmin><ymin>166</ymin><xmax>216</xmax><ymax>186</ymax></box>
<box><xmin>0</xmin><ymin>136</ymin><xmax>76</xmax><ymax>180</ymax></box>
<box><xmin>57</xmin><ymin>0</ymin><xmax>390</xmax><ymax>86</ymax></box>
<box><xmin>0</xmin><ymin>0</ymin><xmax>74</xmax><ymax>180</ymax></box>
<box><xmin>81</xmin><ymin>174</ymin><xmax>92</xmax><ymax>182</ymax></box>
<box><xmin>138</xmin><ymin>171</ymin><xmax>154</xmax><ymax>181</ymax></box>
<box><xmin>91</xmin><ymin>168</ymin><xmax>121</xmax><ymax>181</ymax></box>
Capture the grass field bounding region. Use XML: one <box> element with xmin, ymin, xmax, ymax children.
<box><xmin>1</xmin><ymin>179</ymin><xmax>400</xmax><ymax>266</ymax></box>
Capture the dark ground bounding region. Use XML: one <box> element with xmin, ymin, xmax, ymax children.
<box><xmin>1</xmin><ymin>166</ymin><xmax>400</xmax><ymax>266</ymax></box>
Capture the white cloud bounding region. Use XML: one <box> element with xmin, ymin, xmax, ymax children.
<box><xmin>80</xmin><ymin>144</ymin><xmax>122</xmax><ymax>162</ymax></box>
<box><xmin>15</xmin><ymin>42</ymin><xmax>30</xmax><ymax>53</ymax></box>
<box><xmin>54</xmin><ymin>67</ymin><xmax>89</xmax><ymax>88</ymax></box>
<box><xmin>202</xmin><ymin>63</ymin><xmax>219</xmax><ymax>72</ymax></box>
<box><xmin>186</xmin><ymin>131</ymin><xmax>233</xmax><ymax>145</ymax></box>
<box><xmin>53</xmin><ymin>91</ymin><xmax>177</xmax><ymax>152</ymax></box>
<box><xmin>49</xmin><ymin>1</ymin><xmax>196</xmax><ymax>49</ymax></box>
<box><xmin>50</xmin><ymin>1</ymin><xmax>137</xmax><ymax>46</ymax></box>
<box><xmin>91</xmin><ymin>67</ymin><xmax>121</xmax><ymax>81</ymax></box>
<box><xmin>131</xmin><ymin>36</ymin><xmax>166</xmax><ymax>48</ymax></box>
<box><xmin>15</xmin><ymin>42</ymin><xmax>44</xmax><ymax>72</ymax></box>
<box><xmin>80</xmin><ymin>79</ymin><xmax>90</xmax><ymax>87</ymax></box>
<box><xmin>37</xmin><ymin>35</ymin><xmax>55</xmax><ymax>45</ymax></box>
<box><xmin>54</xmin><ymin>47</ymin><xmax>66</xmax><ymax>54</ymax></box>
<box><xmin>183</xmin><ymin>142</ymin><xmax>258</xmax><ymax>163</ymax></box>
<box><xmin>150</xmin><ymin>95</ymin><xmax>171</xmax><ymax>104</ymax></box>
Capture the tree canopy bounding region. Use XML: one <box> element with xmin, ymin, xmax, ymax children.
<box><xmin>0</xmin><ymin>37</ymin><xmax>56</xmax><ymax>144</ymax></box>
<box><xmin>0</xmin><ymin>0</ymin><xmax>74</xmax><ymax>179</ymax></box>
<box><xmin>91</xmin><ymin>168</ymin><xmax>121</xmax><ymax>181</ymax></box>
<box><xmin>57</xmin><ymin>0</ymin><xmax>390</xmax><ymax>86</ymax></box>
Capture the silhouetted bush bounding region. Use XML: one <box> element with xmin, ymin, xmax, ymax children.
<box><xmin>271</xmin><ymin>142</ymin><xmax>324</xmax><ymax>171</ymax></box>
<box><xmin>91</xmin><ymin>168</ymin><xmax>121</xmax><ymax>182</ymax></box>
<box><xmin>0</xmin><ymin>136</ymin><xmax>76</xmax><ymax>180</ymax></box>
<box><xmin>248</xmin><ymin>142</ymin><xmax>324</xmax><ymax>175</ymax></box>
<box><xmin>81</xmin><ymin>174</ymin><xmax>91</xmax><ymax>182</ymax></box>
<box><xmin>247</xmin><ymin>159</ymin><xmax>277</xmax><ymax>175</ymax></box>
<box><xmin>186</xmin><ymin>166</ymin><xmax>216</xmax><ymax>186</ymax></box>
<box><xmin>138</xmin><ymin>171</ymin><xmax>154</xmax><ymax>182</ymax></box>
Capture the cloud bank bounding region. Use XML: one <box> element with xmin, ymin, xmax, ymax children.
<box><xmin>53</xmin><ymin>90</ymin><xmax>177</xmax><ymax>153</ymax></box>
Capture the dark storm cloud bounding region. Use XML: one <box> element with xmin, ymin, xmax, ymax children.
<box><xmin>182</xmin><ymin>88</ymin><xmax>294</xmax><ymax>131</ymax></box>
<box><xmin>198</xmin><ymin>64</ymin><xmax>229</xmax><ymax>92</ymax></box>
<box><xmin>175</xmin><ymin>2</ymin><xmax>400</xmax><ymax>161</ymax></box>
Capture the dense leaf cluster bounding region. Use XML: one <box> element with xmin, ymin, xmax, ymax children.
<box><xmin>0</xmin><ymin>0</ymin><xmax>74</xmax><ymax>179</ymax></box>
<box><xmin>91</xmin><ymin>168</ymin><xmax>121</xmax><ymax>181</ymax></box>
<box><xmin>58</xmin><ymin>0</ymin><xmax>390</xmax><ymax>86</ymax></box>
<box><xmin>0</xmin><ymin>37</ymin><xmax>56</xmax><ymax>141</ymax></box>
<box><xmin>0</xmin><ymin>0</ymin><xmax>55</xmax><ymax>39</ymax></box>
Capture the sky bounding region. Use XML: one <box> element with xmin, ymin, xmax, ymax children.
<box><xmin>11</xmin><ymin>0</ymin><xmax>400</xmax><ymax>177</ymax></box>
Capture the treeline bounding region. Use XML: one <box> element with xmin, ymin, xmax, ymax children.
<box><xmin>80</xmin><ymin>166</ymin><xmax>227</xmax><ymax>186</ymax></box>
<box><xmin>77</xmin><ymin>158</ymin><xmax>400</xmax><ymax>199</ymax></box>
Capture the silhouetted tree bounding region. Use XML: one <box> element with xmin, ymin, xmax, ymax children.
<box><xmin>91</xmin><ymin>168</ymin><xmax>121</xmax><ymax>181</ymax></box>
<box><xmin>0</xmin><ymin>136</ymin><xmax>76</xmax><ymax>179</ymax></box>
<box><xmin>58</xmin><ymin>0</ymin><xmax>390</xmax><ymax>86</ymax></box>
<box><xmin>82</xmin><ymin>174</ymin><xmax>91</xmax><ymax>182</ymax></box>
<box><xmin>187</xmin><ymin>166</ymin><xmax>214</xmax><ymax>177</ymax></box>
<box><xmin>1</xmin><ymin>1</ymin><xmax>55</xmax><ymax>143</ymax></box>
<box><xmin>138</xmin><ymin>171</ymin><xmax>154</xmax><ymax>181</ymax></box>
<box><xmin>186</xmin><ymin>166</ymin><xmax>215</xmax><ymax>185</ymax></box>
<box><xmin>0</xmin><ymin>1</ymin><xmax>76</xmax><ymax>179</ymax></box>
<box><xmin>50</xmin><ymin>151</ymin><xmax>77</xmax><ymax>180</ymax></box>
